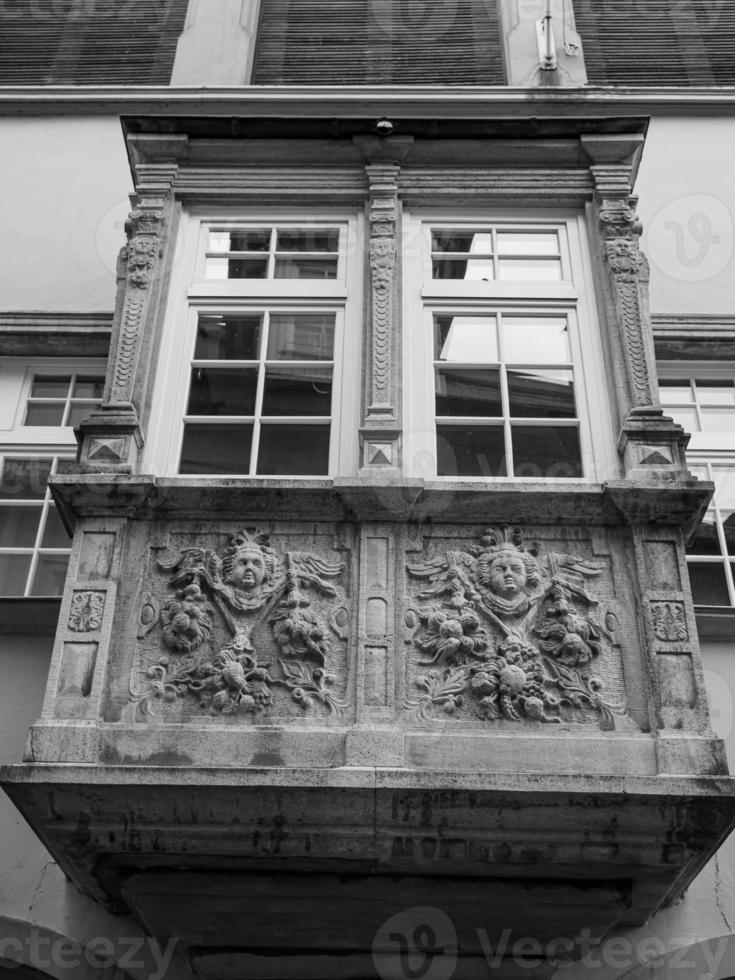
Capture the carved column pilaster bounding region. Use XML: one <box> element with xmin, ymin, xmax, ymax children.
<box><xmin>76</xmin><ymin>166</ymin><xmax>178</xmax><ymax>472</ymax></box>
<box><xmin>583</xmin><ymin>138</ymin><xmax>691</xmax><ymax>481</ymax></box>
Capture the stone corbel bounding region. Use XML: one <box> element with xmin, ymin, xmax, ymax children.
<box><xmin>353</xmin><ymin>138</ymin><xmax>413</xmax><ymax>474</ymax></box>
<box><xmin>76</xmin><ymin>171</ymin><xmax>177</xmax><ymax>472</ymax></box>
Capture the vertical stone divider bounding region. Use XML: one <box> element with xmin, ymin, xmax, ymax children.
<box><xmin>76</xmin><ymin>160</ymin><xmax>181</xmax><ymax>473</ymax></box>
<box><xmin>631</xmin><ymin>527</ymin><xmax>726</xmax><ymax>775</ymax></box>
<box><xmin>582</xmin><ymin>135</ymin><xmax>691</xmax><ymax>481</ymax></box>
<box><xmin>33</xmin><ymin>521</ymin><xmax>126</xmax><ymax>760</ymax></box>
<box><xmin>345</xmin><ymin>523</ymin><xmax>404</xmax><ymax>767</ymax></box>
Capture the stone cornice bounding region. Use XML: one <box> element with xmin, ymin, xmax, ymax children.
<box><xmin>0</xmin><ymin>86</ymin><xmax>735</xmax><ymax>116</ymax></box>
<box><xmin>0</xmin><ymin>311</ymin><xmax>112</xmax><ymax>357</ymax></box>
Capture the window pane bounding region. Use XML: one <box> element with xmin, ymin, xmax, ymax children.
<box><xmin>73</xmin><ymin>376</ymin><xmax>105</xmax><ymax>398</ymax></box>
<box><xmin>699</xmin><ymin>408</ymin><xmax>735</xmax><ymax>432</ymax></box>
<box><xmin>0</xmin><ymin>554</ymin><xmax>31</xmax><ymax>595</ymax></box>
<box><xmin>512</xmin><ymin>425</ymin><xmax>582</xmax><ymax>478</ymax></box>
<box><xmin>498</xmin><ymin>258</ymin><xmax>562</xmax><ymax>281</ymax></box>
<box><xmin>432</xmin><ymin>259</ymin><xmax>493</xmax><ymax>281</ymax></box>
<box><xmin>208</xmin><ymin>229</ymin><xmax>270</xmax><ymax>252</ymax></box>
<box><xmin>205</xmin><ymin>257</ymin><xmax>268</xmax><ymax>279</ymax></box>
<box><xmin>435</xmin><ymin>369</ymin><xmax>502</xmax><ymax>417</ymax></box>
<box><xmin>0</xmin><ymin>458</ymin><xmax>52</xmax><ymax>500</ymax></box>
<box><xmin>41</xmin><ymin>505</ymin><xmax>70</xmax><ymax>548</ymax></box>
<box><xmin>0</xmin><ymin>505</ymin><xmax>41</xmax><ymax>548</ymax></box>
<box><xmin>659</xmin><ymin>382</ymin><xmax>693</xmax><ymax>404</ymax></box>
<box><xmin>725</xmin><ymin>514</ymin><xmax>735</xmax><ymax>557</ymax></box>
<box><xmin>434</xmin><ymin>315</ymin><xmax>498</xmax><ymax>362</ymax></box>
<box><xmin>276</xmin><ymin>229</ymin><xmax>339</xmax><ymax>252</ymax></box>
<box><xmin>696</xmin><ymin>381</ymin><xmax>735</xmax><ymax>404</ymax></box>
<box><xmin>667</xmin><ymin>407</ymin><xmax>698</xmax><ymax>432</ymax></box>
<box><xmin>432</xmin><ymin>231</ymin><xmax>492</xmax><ymax>254</ymax></box>
<box><xmin>31</xmin><ymin>376</ymin><xmax>70</xmax><ymax>398</ymax></box>
<box><xmin>31</xmin><ymin>554</ymin><xmax>69</xmax><ymax>596</ymax></box>
<box><xmin>503</xmin><ymin>316</ymin><xmax>570</xmax><ymax>364</ymax></box>
<box><xmin>262</xmin><ymin>367</ymin><xmax>333</xmax><ymax>416</ymax></box>
<box><xmin>508</xmin><ymin>370</ymin><xmax>576</xmax><ymax>419</ymax></box>
<box><xmin>267</xmin><ymin>314</ymin><xmax>335</xmax><ymax>361</ymax></box>
<box><xmin>273</xmin><ymin>257</ymin><xmax>337</xmax><ymax>279</ymax></box>
<box><xmin>436</xmin><ymin>425</ymin><xmax>506</xmax><ymax>477</ymax></box>
<box><xmin>712</xmin><ymin>467</ymin><xmax>735</xmax><ymax>509</ymax></box>
<box><xmin>186</xmin><ymin>368</ymin><xmax>258</xmax><ymax>416</ymax></box>
<box><xmin>179</xmin><ymin>424</ymin><xmax>253</xmax><ymax>475</ymax></box>
<box><xmin>195</xmin><ymin>314</ymin><xmax>262</xmax><ymax>361</ymax></box>
<box><xmin>687</xmin><ymin>515</ymin><xmax>722</xmax><ymax>556</ymax></box>
<box><xmin>67</xmin><ymin>404</ymin><xmax>97</xmax><ymax>427</ymax></box>
<box><xmin>497</xmin><ymin>232</ymin><xmax>559</xmax><ymax>256</ymax></box>
<box><xmin>25</xmin><ymin>403</ymin><xmax>66</xmax><ymax>426</ymax></box>
<box><xmin>257</xmin><ymin>424</ymin><xmax>330</xmax><ymax>475</ymax></box>
<box><xmin>688</xmin><ymin>562</ymin><xmax>730</xmax><ymax>606</ymax></box>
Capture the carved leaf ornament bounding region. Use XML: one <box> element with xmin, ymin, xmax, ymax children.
<box><xmin>406</xmin><ymin>528</ymin><xmax>626</xmax><ymax>730</ymax></box>
<box><xmin>131</xmin><ymin>529</ymin><xmax>347</xmax><ymax>720</ymax></box>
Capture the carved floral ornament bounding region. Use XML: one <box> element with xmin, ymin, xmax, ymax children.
<box><xmin>129</xmin><ymin>530</ymin><xmax>349</xmax><ymax>720</ymax></box>
<box><xmin>406</xmin><ymin>528</ymin><xmax>626</xmax><ymax>730</ymax></box>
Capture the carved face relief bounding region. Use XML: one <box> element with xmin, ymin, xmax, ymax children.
<box><xmin>226</xmin><ymin>547</ymin><xmax>267</xmax><ymax>592</ymax></box>
<box><xmin>485</xmin><ymin>551</ymin><xmax>528</xmax><ymax>598</ymax></box>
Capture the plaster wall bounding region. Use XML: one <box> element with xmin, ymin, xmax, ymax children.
<box><xmin>636</xmin><ymin>116</ymin><xmax>735</xmax><ymax>317</ymax></box>
<box><xmin>0</xmin><ymin>117</ymin><xmax>132</xmax><ymax>313</ymax></box>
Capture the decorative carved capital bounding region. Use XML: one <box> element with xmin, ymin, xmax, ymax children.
<box><xmin>599</xmin><ymin>196</ymin><xmax>643</xmax><ymax>241</ymax></box>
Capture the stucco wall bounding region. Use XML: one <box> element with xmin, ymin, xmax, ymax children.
<box><xmin>0</xmin><ymin>117</ymin><xmax>132</xmax><ymax>313</ymax></box>
<box><xmin>636</xmin><ymin>116</ymin><xmax>735</xmax><ymax>317</ymax></box>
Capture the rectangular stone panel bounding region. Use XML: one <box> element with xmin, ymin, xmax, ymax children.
<box><xmin>55</xmin><ymin>642</ymin><xmax>98</xmax><ymax>720</ymax></box>
<box><xmin>78</xmin><ymin>532</ymin><xmax>116</xmax><ymax>581</ymax></box>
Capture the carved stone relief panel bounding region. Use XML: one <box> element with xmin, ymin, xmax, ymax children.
<box><xmin>404</xmin><ymin>526</ymin><xmax>637</xmax><ymax>732</ymax></box>
<box><xmin>124</xmin><ymin>527</ymin><xmax>352</xmax><ymax>724</ymax></box>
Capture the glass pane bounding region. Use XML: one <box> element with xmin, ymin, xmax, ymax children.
<box><xmin>31</xmin><ymin>554</ymin><xmax>69</xmax><ymax>596</ymax></box>
<box><xmin>659</xmin><ymin>382</ymin><xmax>693</xmax><ymax>405</ymax></box>
<box><xmin>498</xmin><ymin>258</ymin><xmax>562</xmax><ymax>281</ymax></box>
<box><xmin>179</xmin><ymin>424</ymin><xmax>253</xmax><ymax>475</ymax></box>
<box><xmin>67</xmin><ymin>403</ymin><xmax>97</xmax><ymax>427</ymax></box>
<box><xmin>688</xmin><ymin>562</ymin><xmax>730</xmax><ymax>606</ymax></box>
<box><xmin>204</xmin><ymin>257</ymin><xmax>268</xmax><ymax>279</ymax></box>
<box><xmin>41</xmin><ymin>505</ymin><xmax>70</xmax><ymax>548</ymax></box>
<box><xmin>0</xmin><ymin>554</ymin><xmax>32</xmax><ymax>596</ymax></box>
<box><xmin>502</xmin><ymin>316</ymin><xmax>570</xmax><ymax>364</ymax></box>
<box><xmin>512</xmin><ymin>425</ymin><xmax>582</xmax><ymax>478</ymax></box>
<box><xmin>497</xmin><ymin>232</ymin><xmax>559</xmax><ymax>256</ymax></box>
<box><xmin>432</xmin><ymin>259</ymin><xmax>493</xmax><ymax>281</ymax></box>
<box><xmin>666</xmin><ymin>407</ymin><xmax>698</xmax><ymax>432</ymax></box>
<box><xmin>267</xmin><ymin>314</ymin><xmax>335</xmax><ymax>361</ymax></box>
<box><xmin>25</xmin><ymin>402</ymin><xmax>65</xmax><ymax>426</ymax></box>
<box><xmin>257</xmin><ymin>424</ymin><xmax>330</xmax><ymax>475</ymax></box>
<box><xmin>0</xmin><ymin>505</ymin><xmax>42</xmax><ymax>548</ymax></box>
<box><xmin>699</xmin><ymin>408</ymin><xmax>735</xmax><ymax>432</ymax></box>
<box><xmin>31</xmin><ymin>376</ymin><xmax>70</xmax><ymax>397</ymax></box>
<box><xmin>276</xmin><ymin>229</ymin><xmax>339</xmax><ymax>252</ymax></box>
<box><xmin>435</xmin><ymin>369</ymin><xmax>502</xmax><ymax>417</ymax></box>
<box><xmin>0</xmin><ymin>458</ymin><xmax>52</xmax><ymax>500</ymax></box>
<box><xmin>186</xmin><ymin>368</ymin><xmax>258</xmax><ymax>416</ymax></box>
<box><xmin>696</xmin><ymin>380</ymin><xmax>735</xmax><ymax>404</ymax></box>
<box><xmin>687</xmin><ymin>515</ymin><xmax>722</xmax><ymax>556</ymax></box>
<box><xmin>208</xmin><ymin>229</ymin><xmax>270</xmax><ymax>253</ymax></box>
<box><xmin>262</xmin><ymin>367</ymin><xmax>333</xmax><ymax>416</ymax></box>
<box><xmin>274</xmin><ymin>257</ymin><xmax>337</xmax><ymax>279</ymax></box>
<box><xmin>712</xmin><ymin>466</ymin><xmax>735</xmax><ymax>509</ymax></box>
<box><xmin>195</xmin><ymin>314</ymin><xmax>262</xmax><ymax>360</ymax></box>
<box><xmin>73</xmin><ymin>376</ymin><xmax>105</xmax><ymax>398</ymax></box>
<box><xmin>434</xmin><ymin>315</ymin><xmax>498</xmax><ymax>362</ymax></box>
<box><xmin>508</xmin><ymin>370</ymin><xmax>576</xmax><ymax>418</ymax></box>
<box><xmin>436</xmin><ymin>425</ymin><xmax>506</xmax><ymax>477</ymax></box>
<box><xmin>431</xmin><ymin>231</ymin><xmax>492</xmax><ymax>254</ymax></box>
<box><xmin>724</xmin><ymin>514</ymin><xmax>735</xmax><ymax>557</ymax></box>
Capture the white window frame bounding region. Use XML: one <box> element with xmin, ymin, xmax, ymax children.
<box><xmin>658</xmin><ymin>360</ymin><xmax>735</xmax><ymax>608</ymax></box>
<box><xmin>402</xmin><ymin>210</ymin><xmax>616</xmax><ymax>483</ymax></box>
<box><xmin>0</xmin><ymin>357</ymin><xmax>106</xmax><ymax>597</ymax></box>
<box><xmin>146</xmin><ymin>209</ymin><xmax>363</xmax><ymax>478</ymax></box>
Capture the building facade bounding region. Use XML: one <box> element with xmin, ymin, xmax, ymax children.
<box><xmin>1</xmin><ymin>3</ymin><xmax>735</xmax><ymax>979</ymax></box>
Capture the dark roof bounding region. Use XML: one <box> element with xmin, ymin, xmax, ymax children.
<box><xmin>574</xmin><ymin>0</ymin><xmax>735</xmax><ymax>86</ymax></box>
<box><xmin>0</xmin><ymin>0</ymin><xmax>189</xmax><ymax>85</ymax></box>
<box><xmin>252</xmin><ymin>0</ymin><xmax>505</xmax><ymax>85</ymax></box>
